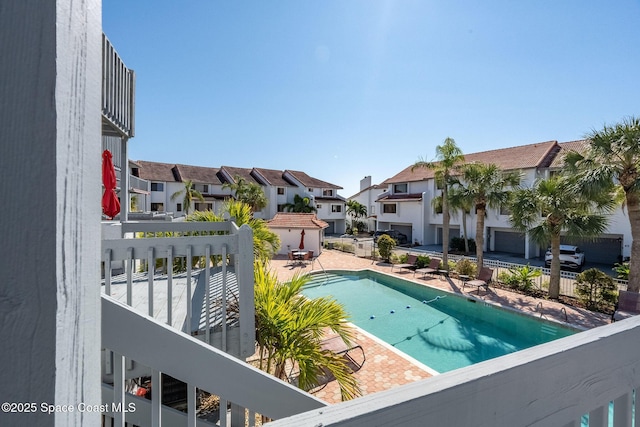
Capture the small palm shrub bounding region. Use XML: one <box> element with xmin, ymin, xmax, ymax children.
<box><xmin>377</xmin><ymin>234</ymin><xmax>395</xmax><ymax>262</ymax></box>
<box><xmin>613</xmin><ymin>262</ymin><xmax>630</xmax><ymax>280</ymax></box>
<box><xmin>498</xmin><ymin>265</ymin><xmax>542</xmax><ymax>292</ymax></box>
<box><xmin>455</xmin><ymin>258</ymin><xmax>477</xmax><ymax>278</ymax></box>
<box><xmin>575</xmin><ymin>268</ymin><xmax>618</xmax><ymax>311</ymax></box>
<box><xmin>450</xmin><ymin>237</ymin><xmax>477</xmax><ymax>253</ymax></box>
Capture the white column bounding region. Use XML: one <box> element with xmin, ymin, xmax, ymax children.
<box><xmin>0</xmin><ymin>0</ymin><xmax>102</xmax><ymax>425</ymax></box>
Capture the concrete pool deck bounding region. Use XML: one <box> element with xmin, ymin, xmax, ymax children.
<box><xmin>269</xmin><ymin>249</ymin><xmax>612</xmax><ymax>404</ymax></box>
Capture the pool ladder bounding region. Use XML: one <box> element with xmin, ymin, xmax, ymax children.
<box><xmin>535</xmin><ymin>302</ymin><xmax>568</xmax><ymax>323</ymax></box>
<box><xmin>313</xmin><ymin>256</ymin><xmax>330</xmax><ymax>285</ymax></box>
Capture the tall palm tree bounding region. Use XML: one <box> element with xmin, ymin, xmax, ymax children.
<box><xmin>171</xmin><ymin>179</ymin><xmax>205</xmax><ymax>215</ymax></box>
<box><xmin>458</xmin><ymin>163</ymin><xmax>521</xmax><ymax>269</ymax></box>
<box><xmin>222</xmin><ymin>175</ymin><xmax>268</xmax><ymax>213</ymax></box>
<box><xmin>188</xmin><ymin>199</ymin><xmax>280</xmax><ymax>262</ymax></box>
<box><xmin>412</xmin><ymin>137</ymin><xmax>464</xmax><ymax>269</ymax></box>
<box><xmin>283</xmin><ymin>194</ymin><xmax>317</xmax><ymax>213</ymax></box>
<box><xmin>509</xmin><ymin>174</ymin><xmax>615</xmax><ymax>299</ymax></box>
<box><xmin>254</xmin><ymin>264</ymin><xmax>361</xmax><ymax>401</ymax></box>
<box><xmin>565</xmin><ymin>116</ymin><xmax>640</xmax><ymax>292</ymax></box>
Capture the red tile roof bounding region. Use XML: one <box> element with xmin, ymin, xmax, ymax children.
<box><xmin>267</xmin><ymin>213</ymin><xmax>329</xmax><ymax>229</ymax></box>
<box><xmin>550</xmin><ymin>139</ymin><xmax>590</xmax><ymax>168</ymax></box>
<box><xmin>383</xmin><ymin>140</ymin><xmax>559</xmax><ymax>184</ymax></box>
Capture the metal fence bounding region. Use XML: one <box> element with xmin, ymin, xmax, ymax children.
<box><xmin>324</xmin><ymin>236</ymin><xmax>628</xmax><ymax>298</ymax></box>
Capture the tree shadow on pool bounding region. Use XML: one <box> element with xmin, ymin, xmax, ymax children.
<box><xmin>391</xmin><ymin>316</ymin><xmax>521</xmax><ymax>366</ymax></box>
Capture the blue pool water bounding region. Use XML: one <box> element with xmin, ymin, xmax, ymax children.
<box><xmin>303</xmin><ymin>270</ymin><xmax>578</xmax><ymax>373</ymax></box>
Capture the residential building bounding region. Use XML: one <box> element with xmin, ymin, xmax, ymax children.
<box><xmin>134</xmin><ymin>161</ymin><xmax>347</xmax><ymax>233</ymax></box>
<box><xmin>348</xmin><ymin>176</ymin><xmax>387</xmax><ymax>232</ymax></box>
<box><xmin>371</xmin><ymin>140</ymin><xmax>631</xmax><ymax>264</ymax></box>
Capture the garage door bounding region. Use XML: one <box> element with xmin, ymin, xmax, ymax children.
<box><xmin>325</xmin><ymin>221</ymin><xmax>335</xmax><ymax>234</ymax></box>
<box><xmin>564</xmin><ymin>237</ymin><xmax>622</xmax><ymax>265</ymax></box>
<box><xmin>391</xmin><ymin>224</ymin><xmax>413</xmax><ymax>243</ymax></box>
<box><xmin>437</xmin><ymin>227</ymin><xmax>460</xmax><ymax>245</ymax></box>
<box><xmin>494</xmin><ymin>231</ymin><xmax>525</xmax><ymax>255</ymax></box>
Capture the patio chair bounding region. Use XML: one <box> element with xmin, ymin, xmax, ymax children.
<box><xmin>392</xmin><ymin>254</ymin><xmax>418</xmax><ymax>272</ymax></box>
<box><xmin>464</xmin><ymin>267</ymin><xmax>494</xmax><ymax>295</ymax></box>
<box><xmin>286</xmin><ymin>251</ymin><xmax>296</xmax><ymax>267</ymax></box>
<box><xmin>612</xmin><ymin>290</ymin><xmax>640</xmax><ymax>321</ymax></box>
<box><xmin>414</xmin><ymin>258</ymin><xmax>441</xmax><ymax>278</ymax></box>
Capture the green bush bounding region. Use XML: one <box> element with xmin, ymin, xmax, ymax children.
<box><xmin>377</xmin><ymin>234</ymin><xmax>395</xmax><ymax>262</ymax></box>
<box><xmin>438</xmin><ymin>259</ymin><xmax>456</xmax><ymax>271</ymax></box>
<box><xmin>613</xmin><ymin>262</ymin><xmax>630</xmax><ymax>280</ymax></box>
<box><xmin>415</xmin><ymin>255</ymin><xmax>431</xmax><ymax>269</ymax></box>
<box><xmin>575</xmin><ymin>268</ymin><xmax>618</xmax><ymax>311</ymax></box>
<box><xmin>398</xmin><ymin>253</ymin><xmax>408</xmax><ymax>263</ymax></box>
<box><xmin>455</xmin><ymin>258</ymin><xmax>477</xmax><ymax>277</ymax></box>
<box><xmin>498</xmin><ymin>264</ymin><xmax>541</xmax><ymax>292</ymax></box>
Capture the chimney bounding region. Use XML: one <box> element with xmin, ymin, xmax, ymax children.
<box><xmin>360</xmin><ymin>176</ymin><xmax>372</xmax><ymax>191</ymax></box>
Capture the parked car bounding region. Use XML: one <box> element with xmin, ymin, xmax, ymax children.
<box><xmin>545</xmin><ymin>245</ymin><xmax>585</xmax><ymax>270</ymax></box>
<box><xmin>373</xmin><ymin>230</ymin><xmax>408</xmax><ymax>245</ymax></box>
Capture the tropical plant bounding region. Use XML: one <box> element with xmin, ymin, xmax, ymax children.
<box><xmin>171</xmin><ymin>179</ymin><xmax>205</xmax><ymax>215</ymax></box>
<box><xmin>455</xmin><ymin>258</ymin><xmax>478</xmax><ymax>278</ymax></box>
<box><xmin>283</xmin><ymin>194</ymin><xmax>317</xmax><ymax>213</ymax></box>
<box><xmin>575</xmin><ymin>268</ymin><xmax>618</xmax><ymax>311</ymax></box>
<box><xmin>446</xmin><ymin>184</ymin><xmax>473</xmax><ymax>254</ymax></box>
<box><xmin>412</xmin><ymin>137</ymin><xmax>465</xmax><ymax>270</ymax></box>
<box><xmin>613</xmin><ymin>262</ymin><xmax>630</xmax><ymax>280</ymax></box>
<box><xmin>565</xmin><ymin>116</ymin><xmax>640</xmax><ymax>292</ymax></box>
<box><xmin>376</xmin><ymin>234</ymin><xmax>395</xmax><ymax>262</ymax></box>
<box><xmin>509</xmin><ymin>174</ymin><xmax>615</xmax><ymax>299</ymax></box>
<box><xmin>456</xmin><ymin>162</ymin><xmax>521</xmax><ymax>270</ymax></box>
<box><xmin>222</xmin><ymin>175</ymin><xmax>268</xmax><ymax>213</ymax></box>
<box><xmin>415</xmin><ymin>254</ymin><xmax>431</xmax><ymax>269</ymax></box>
<box><xmin>498</xmin><ymin>264</ymin><xmax>542</xmax><ymax>293</ymax></box>
<box><xmin>450</xmin><ymin>237</ymin><xmax>476</xmax><ymax>254</ymax></box>
<box><xmin>346</xmin><ymin>200</ymin><xmax>367</xmax><ymax>233</ymax></box>
<box><xmin>253</xmin><ymin>263</ymin><xmax>361</xmax><ymax>401</ymax></box>
<box><xmin>187</xmin><ymin>200</ymin><xmax>280</xmax><ymax>262</ymax></box>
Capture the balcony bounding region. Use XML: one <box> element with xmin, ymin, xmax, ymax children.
<box><xmin>102</xmin><ymin>34</ymin><xmax>135</xmax><ymax>139</ymax></box>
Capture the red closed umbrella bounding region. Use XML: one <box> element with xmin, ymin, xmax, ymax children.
<box><xmin>299</xmin><ymin>229</ymin><xmax>305</xmax><ymax>250</ymax></box>
<box><xmin>102</xmin><ymin>150</ymin><xmax>121</xmax><ymax>219</ymax></box>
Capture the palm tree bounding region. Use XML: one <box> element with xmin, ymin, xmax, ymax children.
<box><xmin>445</xmin><ymin>185</ymin><xmax>473</xmax><ymax>254</ymax></box>
<box><xmin>458</xmin><ymin>163</ymin><xmax>521</xmax><ymax>269</ymax></box>
<box><xmin>254</xmin><ymin>264</ymin><xmax>361</xmax><ymax>401</ymax></box>
<box><xmin>222</xmin><ymin>175</ymin><xmax>268</xmax><ymax>213</ymax></box>
<box><xmin>509</xmin><ymin>174</ymin><xmax>615</xmax><ymax>299</ymax></box>
<box><xmin>188</xmin><ymin>199</ymin><xmax>280</xmax><ymax>262</ymax></box>
<box><xmin>565</xmin><ymin>116</ymin><xmax>640</xmax><ymax>292</ymax></box>
<box><xmin>346</xmin><ymin>200</ymin><xmax>367</xmax><ymax>233</ymax></box>
<box><xmin>283</xmin><ymin>194</ymin><xmax>317</xmax><ymax>213</ymax></box>
<box><xmin>412</xmin><ymin>137</ymin><xmax>464</xmax><ymax>269</ymax></box>
<box><xmin>171</xmin><ymin>179</ymin><xmax>205</xmax><ymax>215</ymax></box>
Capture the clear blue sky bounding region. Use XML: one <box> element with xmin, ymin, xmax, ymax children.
<box><xmin>103</xmin><ymin>0</ymin><xmax>640</xmax><ymax>197</ymax></box>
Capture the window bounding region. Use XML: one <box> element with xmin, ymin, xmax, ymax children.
<box><xmin>370</xmin><ymin>205</ymin><xmax>375</xmax><ymax>215</ymax></box>
<box><xmin>393</xmin><ymin>183</ymin><xmax>408</xmax><ymax>193</ymax></box>
<box><xmin>131</xmin><ymin>167</ymin><xmax>139</xmax><ymax>177</ymax></box>
<box><xmin>176</xmin><ymin>203</ymin><xmax>182</xmax><ymax>212</ymax></box>
<box><xmin>331</xmin><ymin>204</ymin><xmax>342</xmax><ymax>213</ymax></box>
<box><xmin>198</xmin><ymin>184</ymin><xmax>209</xmax><ymax>193</ymax></box>
<box><xmin>308</xmin><ymin>188</ymin><xmax>313</xmax><ymax>193</ymax></box>
<box><xmin>151</xmin><ymin>182</ymin><xmax>164</xmax><ymax>192</ymax></box>
<box><xmin>499</xmin><ymin>204</ymin><xmax>511</xmax><ymax>216</ymax></box>
<box><xmin>277</xmin><ymin>187</ymin><xmax>285</xmax><ymax>195</ymax></box>
<box><xmin>151</xmin><ymin>203</ymin><xmax>164</xmax><ymax>212</ymax></box>
<box><xmin>316</xmin><ymin>204</ymin><xmax>322</xmax><ymax>209</ymax></box>
<box><xmin>277</xmin><ymin>204</ymin><xmax>286</xmax><ymax>212</ymax></box>
<box><xmin>383</xmin><ymin>204</ymin><xmax>397</xmax><ymax>214</ymax></box>
<box><xmin>323</xmin><ymin>189</ymin><xmax>334</xmax><ymax>197</ymax></box>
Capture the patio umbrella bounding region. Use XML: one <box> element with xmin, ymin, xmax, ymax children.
<box><xmin>102</xmin><ymin>149</ymin><xmax>120</xmax><ymax>219</ymax></box>
<box><xmin>299</xmin><ymin>229</ymin><xmax>305</xmax><ymax>250</ymax></box>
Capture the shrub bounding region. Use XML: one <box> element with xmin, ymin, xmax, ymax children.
<box><xmin>415</xmin><ymin>255</ymin><xmax>431</xmax><ymax>269</ymax></box>
<box><xmin>439</xmin><ymin>259</ymin><xmax>456</xmax><ymax>271</ymax></box>
<box><xmin>498</xmin><ymin>264</ymin><xmax>542</xmax><ymax>293</ymax></box>
<box><xmin>450</xmin><ymin>237</ymin><xmax>476</xmax><ymax>253</ymax></box>
<box><xmin>575</xmin><ymin>268</ymin><xmax>618</xmax><ymax>311</ymax></box>
<box><xmin>398</xmin><ymin>253</ymin><xmax>408</xmax><ymax>264</ymax></box>
<box><xmin>455</xmin><ymin>258</ymin><xmax>477</xmax><ymax>278</ymax></box>
<box><xmin>377</xmin><ymin>234</ymin><xmax>395</xmax><ymax>262</ymax></box>
<box><xmin>613</xmin><ymin>262</ymin><xmax>630</xmax><ymax>280</ymax></box>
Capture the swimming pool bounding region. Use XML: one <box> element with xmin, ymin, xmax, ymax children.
<box><xmin>303</xmin><ymin>270</ymin><xmax>578</xmax><ymax>373</ymax></box>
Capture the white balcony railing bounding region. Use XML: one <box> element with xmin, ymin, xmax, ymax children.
<box><xmin>101</xmin><ymin>221</ymin><xmax>323</xmax><ymax>426</ymax></box>
<box><xmin>267</xmin><ymin>316</ymin><xmax>640</xmax><ymax>427</ymax></box>
<box><xmin>102</xmin><ymin>34</ymin><xmax>135</xmax><ymax>138</ymax></box>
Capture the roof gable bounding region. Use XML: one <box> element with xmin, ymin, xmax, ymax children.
<box><xmin>550</xmin><ymin>139</ymin><xmax>590</xmax><ymax>168</ymax></box>
<box><xmin>136</xmin><ymin>160</ymin><xmax>180</xmax><ymax>182</ymax></box>
<box><xmin>285</xmin><ymin>170</ymin><xmax>342</xmax><ymax>189</ymax></box>
<box><xmin>267</xmin><ymin>213</ymin><xmax>329</xmax><ymax>229</ymax></box>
